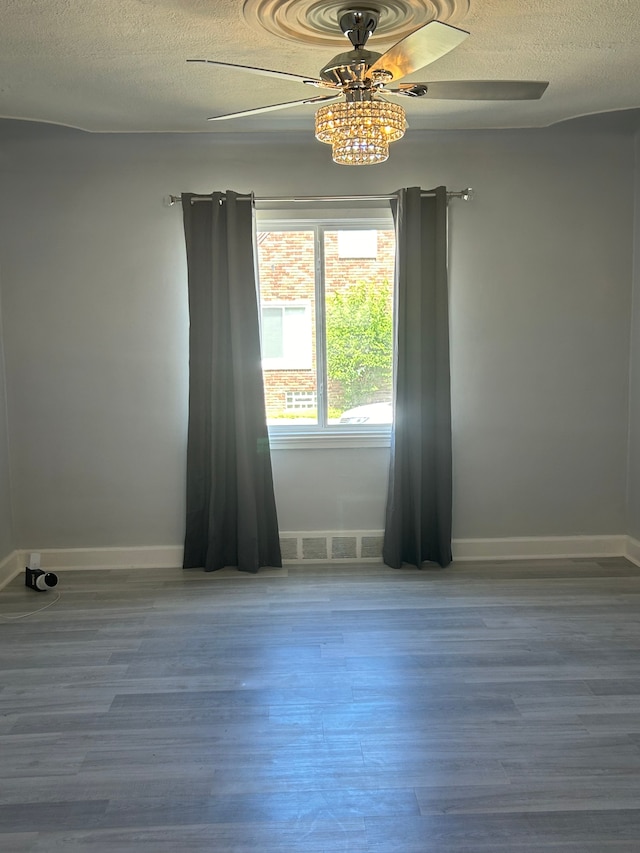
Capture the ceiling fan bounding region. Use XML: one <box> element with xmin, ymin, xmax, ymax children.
<box><xmin>188</xmin><ymin>9</ymin><xmax>549</xmax><ymax>165</ymax></box>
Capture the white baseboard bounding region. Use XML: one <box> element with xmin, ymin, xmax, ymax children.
<box><xmin>0</xmin><ymin>535</ymin><xmax>637</xmax><ymax>586</ymax></box>
<box><xmin>0</xmin><ymin>550</ymin><xmax>21</xmax><ymax>591</ymax></box>
<box><xmin>625</xmin><ymin>536</ymin><xmax>640</xmax><ymax>567</ymax></box>
<box><xmin>452</xmin><ymin>535</ymin><xmax>627</xmax><ymax>562</ymax></box>
<box><xmin>261</xmin><ymin>532</ymin><xmax>631</xmax><ymax>564</ymax></box>
<box><xmin>18</xmin><ymin>546</ymin><xmax>183</xmax><ymax>572</ymax></box>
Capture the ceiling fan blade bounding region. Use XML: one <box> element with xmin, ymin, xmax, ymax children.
<box><xmin>206</xmin><ymin>94</ymin><xmax>342</xmax><ymax>122</ymax></box>
<box><xmin>368</xmin><ymin>21</ymin><xmax>469</xmax><ymax>82</ymax></box>
<box><xmin>389</xmin><ymin>80</ymin><xmax>550</xmax><ymax>100</ymax></box>
<box><xmin>187</xmin><ymin>59</ymin><xmax>335</xmax><ymax>89</ymax></box>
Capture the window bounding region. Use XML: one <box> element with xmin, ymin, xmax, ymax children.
<box><xmin>256</xmin><ymin>215</ymin><xmax>395</xmax><ymax>443</ymax></box>
<box><xmin>285</xmin><ymin>391</ymin><xmax>317</xmax><ymax>411</ymax></box>
<box><xmin>261</xmin><ymin>303</ymin><xmax>312</xmax><ymax>370</ymax></box>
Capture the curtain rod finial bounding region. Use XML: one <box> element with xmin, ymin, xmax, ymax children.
<box><xmin>461</xmin><ymin>188</ymin><xmax>474</xmax><ymax>201</ymax></box>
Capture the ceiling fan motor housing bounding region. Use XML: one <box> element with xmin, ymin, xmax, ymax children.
<box><xmin>320</xmin><ymin>48</ymin><xmax>382</xmax><ymax>86</ymax></box>
<box><xmin>339</xmin><ymin>9</ymin><xmax>380</xmax><ymax>48</ymax></box>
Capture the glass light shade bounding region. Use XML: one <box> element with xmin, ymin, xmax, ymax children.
<box><xmin>315</xmin><ymin>100</ymin><xmax>407</xmax><ymax>166</ymax></box>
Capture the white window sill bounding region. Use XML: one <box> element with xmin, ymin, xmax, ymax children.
<box><xmin>268</xmin><ymin>427</ymin><xmax>392</xmax><ymax>450</ymax></box>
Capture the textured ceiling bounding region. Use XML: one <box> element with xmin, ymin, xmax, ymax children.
<box><xmin>1</xmin><ymin>0</ymin><xmax>640</xmax><ymax>133</ymax></box>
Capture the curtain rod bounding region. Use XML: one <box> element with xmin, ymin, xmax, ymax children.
<box><xmin>166</xmin><ymin>189</ymin><xmax>473</xmax><ymax>206</ymax></box>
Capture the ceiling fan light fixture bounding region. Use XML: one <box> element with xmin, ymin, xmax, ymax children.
<box><xmin>315</xmin><ymin>100</ymin><xmax>407</xmax><ymax>165</ymax></box>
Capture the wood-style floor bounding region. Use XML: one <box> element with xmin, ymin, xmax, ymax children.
<box><xmin>1</xmin><ymin>558</ymin><xmax>640</xmax><ymax>851</ymax></box>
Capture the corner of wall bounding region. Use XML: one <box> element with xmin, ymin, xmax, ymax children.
<box><xmin>626</xmin><ymin>536</ymin><xmax>640</xmax><ymax>567</ymax></box>
<box><xmin>626</xmin><ymin>130</ymin><xmax>640</xmax><ymax>540</ymax></box>
<box><xmin>0</xmin><ymin>218</ymin><xmax>17</xmax><ymax>561</ymax></box>
<box><xmin>0</xmin><ymin>550</ymin><xmax>21</xmax><ymax>591</ymax></box>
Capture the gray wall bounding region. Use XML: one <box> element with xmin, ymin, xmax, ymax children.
<box><xmin>0</xmin><ymin>289</ymin><xmax>14</xmax><ymax>560</ymax></box>
<box><xmin>0</xmin><ymin>117</ymin><xmax>634</xmax><ymax>549</ymax></box>
<box><xmin>628</xmin><ymin>131</ymin><xmax>640</xmax><ymax>541</ymax></box>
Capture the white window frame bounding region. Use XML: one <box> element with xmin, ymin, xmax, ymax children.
<box><xmin>256</xmin><ymin>212</ymin><xmax>394</xmax><ymax>449</ymax></box>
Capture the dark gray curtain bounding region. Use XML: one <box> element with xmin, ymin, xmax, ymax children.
<box><xmin>182</xmin><ymin>190</ymin><xmax>282</xmax><ymax>574</ymax></box>
<box><xmin>383</xmin><ymin>186</ymin><xmax>453</xmax><ymax>569</ymax></box>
